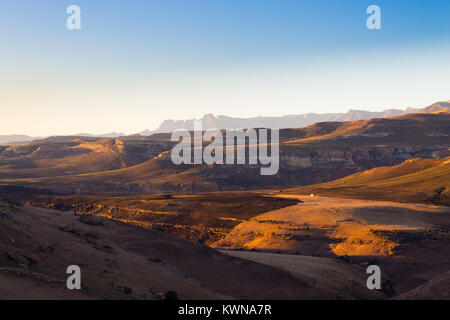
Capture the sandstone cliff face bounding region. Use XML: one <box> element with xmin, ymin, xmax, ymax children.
<box><xmin>119</xmin><ymin>140</ymin><xmax>175</xmax><ymax>166</ymax></box>
<box><xmin>280</xmin><ymin>145</ymin><xmax>450</xmax><ymax>171</ymax></box>
<box><xmin>2</xmin><ymin>143</ymin><xmax>448</xmax><ymax>195</ymax></box>
<box><xmin>138</xmin><ymin>144</ymin><xmax>450</xmax><ymax>194</ymax></box>
<box><xmin>270</xmin><ymin>145</ymin><xmax>449</xmax><ymax>187</ymax></box>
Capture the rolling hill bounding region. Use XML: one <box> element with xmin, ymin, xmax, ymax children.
<box><xmin>0</xmin><ymin>199</ymin><xmax>383</xmax><ymax>299</ymax></box>
<box><xmin>285</xmin><ymin>157</ymin><xmax>450</xmax><ymax>205</ymax></box>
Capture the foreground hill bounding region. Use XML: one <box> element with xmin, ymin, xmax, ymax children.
<box><xmin>285</xmin><ymin>157</ymin><xmax>450</xmax><ymax>206</ymax></box>
<box><xmin>213</xmin><ymin>194</ymin><xmax>450</xmax><ymax>296</ymax></box>
<box><xmin>0</xmin><ymin>200</ymin><xmax>382</xmax><ymax>299</ymax></box>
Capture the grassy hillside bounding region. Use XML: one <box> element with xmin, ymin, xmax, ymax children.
<box><xmin>285</xmin><ymin>157</ymin><xmax>450</xmax><ymax>205</ymax></box>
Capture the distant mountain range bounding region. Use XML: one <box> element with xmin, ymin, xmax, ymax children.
<box><xmin>0</xmin><ymin>135</ymin><xmax>43</xmax><ymax>145</ymax></box>
<box><xmin>149</xmin><ymin>109</ymin><xmax>415</xmax><ymax>133</ymax></box>
<box><xmin>146</xmin><ymin>100</ymin><xmax>449</xmax><ymax>134</ymax></box>
<box><xmin>0</xmin><ymin>132</ymin><xmax>125</xmax><ymax>145</ymax></box>
<box><xmin>1</xmin><ymin>101</ymin><xmax>448</xmax><ymax>144</ymax></box>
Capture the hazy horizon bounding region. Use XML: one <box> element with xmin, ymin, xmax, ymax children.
<box><xmin>1</xmin><ymin>100</ymin><xmax>447</xmax><ymax>138</ymax></box>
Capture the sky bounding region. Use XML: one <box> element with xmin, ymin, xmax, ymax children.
<box><xmin>0</xmin><ymin>0</ymin><xmax>449</xmax><ymax>136</ymax></box>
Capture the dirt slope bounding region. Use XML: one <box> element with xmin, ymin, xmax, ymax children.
<box><xmin>393</xmin><ymin>271</ymin><xmax>450</xmax><ymax>300</ymax></box>
<box><xmin>213</xmin><ymin>195</ymin><xmax>450</xmax><ymax>295</ymax></box>
<box><xmin>221</xmin><ymin>251</ymin><xmax>384</xmax><ymax>300</ymax></box>
<box><xmin>0</xmin><ymin>200</ymin><xmax>382</xmax><ymax>300</ymax></box>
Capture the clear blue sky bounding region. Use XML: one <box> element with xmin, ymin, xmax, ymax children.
<box><xmin>1</xmin><ymin>0</ymin><xmax>449</xmax><ymax>135</ymax></box>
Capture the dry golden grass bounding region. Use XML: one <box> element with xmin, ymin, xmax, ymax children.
<box><xmin>285</xmin><ymin>157</ymin><xmax>450</xmax><ymax>205</ymax></box>
<box><xmin>213</xmin><ymin>195</ymin><xmax>448</xmax><ymax>257</ymax></box>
